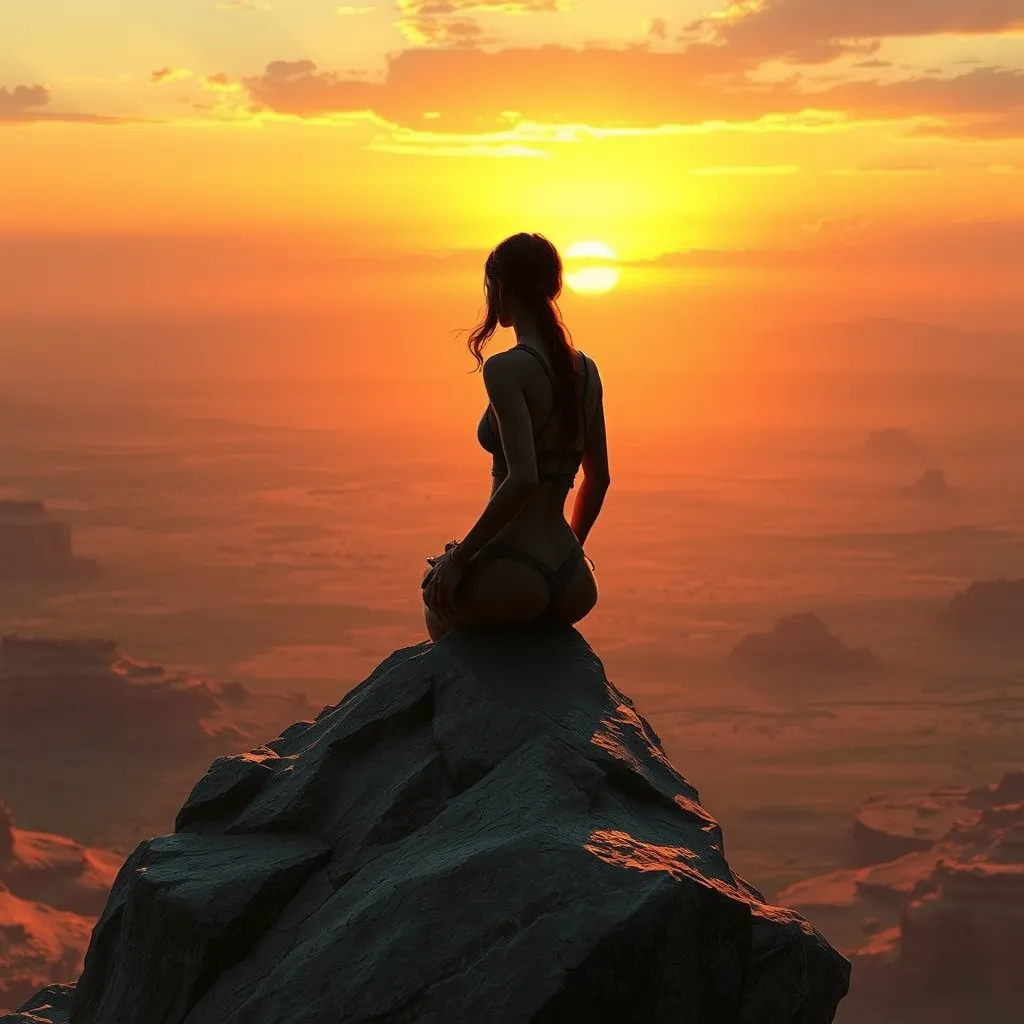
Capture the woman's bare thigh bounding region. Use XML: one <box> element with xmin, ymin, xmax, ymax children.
<box><xmin>548</xmin><ymin>559</ymin><xmax>599</xmax><ymax>625</ymax></box>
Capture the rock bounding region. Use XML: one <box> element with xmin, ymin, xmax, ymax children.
<box><xmin>852</xmin><ymin>786</ymin><xmax>979</xmax><ymax>866</ymax></box>
<box><xmin>0</xmin><ymin>503</ymin><xmax>99</xmax><ymax>582</ymax></box>
<box><xmin>13</xmin><ymin>627</ymin><xmax>850</xmax><ymax>1023</ymax></box>
<box><xmin>0</xmin><ymin>800</ymin><xmax>13</xmax><ymax>862</ymax></box>
<box><xmin>730</xmin><ymin>613</ymin><xmax>878</xmax><ymax>674</ymax></box>
<box><xmin>70</xmin><ymin>833</ymin><xmax>330</xmax><ymax>1024</ymax></box>
<box><xmin>4</xmin><ymin>985</ymin><xmax>73</xmax><ymax>1023</ymax></box>
<box><xmin>944</xmin><ymin>578</ymin><xmax>1024</xmax><ymax>639</ymax></box>
<box><xmin>0</xmin><ymin>885</ymin><xmax>92</xmax><ymax>1016</ymax></box>
<box><xmin>0</xmin><ymin>639</ymin><xmax>321</xmax><ymax>853</ymax></box>
<box><xmin>1</xmin><ymin>822</ymin><xmax>123</xmax><ymax>918</ymax></box>
<box><xmin>0</xmin><ymin>802</ymin><xmax>121</xmax><ymax>1014</ymax></box>
<box><xmin>901</xmin><ymin>468</ymin><xmax>955</xmax><ymax>501</ymax></box>
<box><xmin>778</xmin><ymin>771</ymin><xmax>1024</xmax><ymax>1022</ymax></box>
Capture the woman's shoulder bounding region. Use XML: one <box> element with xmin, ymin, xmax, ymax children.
<box><xmin>577</xmin><ymin>350</ymin><xmax>602</xmax><ymax>387</ymax></box>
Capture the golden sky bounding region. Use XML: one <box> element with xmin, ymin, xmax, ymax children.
<box><xmin>4</xmin><ymin>0</ymin><xmax>1024</xmax><ymax>259</ymax></box>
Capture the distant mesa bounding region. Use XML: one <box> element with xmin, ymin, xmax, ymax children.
<box><xmin>0</xmin><ymin>797</ymin><xmax>121</xmax><ymax>1015</ymax></box>
<box><xmin>0</xmin><ymin>501</ymin><xmax>100</xmax><ymax>582</ymax></box>
<box><xmin>863</xmin><ymin>428</ymin><xmax>922</xmax><ymax>460</ymax></box>
<box><xmin>0</xmin><ymin>635</ymin><xmax>320</xmax><ymax>858</ymax></box>
<box><xmin>778</xmin><ymin>770</ymin><xmax>1024</xmax><ymax>1022</ymax></box>
<box><xmin>0</xmin><ymin>635</ymin><xmax>317</xmax><ymax>744</ymax></box>
<box><xmin>852</xmin><ymin>786</ymin><xmax>981</xmax><ymax>866</ymax></box>
<box><xmin>900</xmin><ymin>467</ymin><xmax>956</xmax><ymax>501</ymax></box>
<box><xmin>943</xmin><ymin>578</ymin><xmax>1024</xmax><ymax>639</ymax></box>
<box><xmin>730</xmin><ymin>612</ymin><xmax>879</xmax><ymax>673</ymax></box>
<box><xmin>0</xmin><ymin>798</ymin><xmax>120</xmax><ymax>917</ymax></box>
<box><xmin>0</xmin><ymin>635</ymin><xmax>219</xmax><ymax>733</ymax></box>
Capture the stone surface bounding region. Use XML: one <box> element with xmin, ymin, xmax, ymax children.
<box><xmin>8</xmin><ymin>627</ymin><xmax>851</xmax><ymax>1024</ymax></box>
<box><xmin>6</xmin><ymin>985</ymin><xmax>72</xmax><ymax>1024</ymax></box>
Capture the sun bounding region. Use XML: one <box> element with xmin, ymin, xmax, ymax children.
<box><xmin>564</xmin><ymin>240</ymin><xmax>621</xmax><ymax>295</ymax></box>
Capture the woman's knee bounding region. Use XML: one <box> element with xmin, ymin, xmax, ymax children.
<box><xmin>424</xmin><ymin>605</ymin><xmax>453</xmax><ymax>643</ymax></box>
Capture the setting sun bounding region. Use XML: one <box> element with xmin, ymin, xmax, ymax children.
<box><xmin>564</xmin><ymin>240</ymin><xmax>621</xmax><ymax>295</ymax></box>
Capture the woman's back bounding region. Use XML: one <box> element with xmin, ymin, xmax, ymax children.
<box><xmin>483</xmin><ymin>345</ymin><xmax>607</xmax><ymax>559</ymax></box>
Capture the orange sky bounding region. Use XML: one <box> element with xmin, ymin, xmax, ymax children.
<box><xmin>3</xmin><ymin>1</ymin><xmax>1024</xmax><ymax>416</ymax></box>
<box><xmin>3</xmin><ymin>1</ymin><xmax>1024</xmax><ymax>254</ymax></box>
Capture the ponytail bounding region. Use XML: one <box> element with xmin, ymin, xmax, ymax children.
<box><xmin>531</xmin><ymin>294</ymin><xmax>580</xmax><ymax>441</ymax></box>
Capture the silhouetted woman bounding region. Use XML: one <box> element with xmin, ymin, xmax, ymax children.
<box><xmin>422</xmin><ymin>232</ymin><xmax>611</xmax><ymax>641</ymax></box>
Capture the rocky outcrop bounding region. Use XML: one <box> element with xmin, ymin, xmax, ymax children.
<box><xmin>944</xmin><ymin>578</ymin><xmax>1024</xmax><ymax>639</ymax></box>
<box><xmin>0</xmin><ymin>503</ymin><xmax>99</xmax><ymax>582</ymax></box>
<box><xmin>851</xmin><ymin>786</ymin><xmax>981</xmax><ymax>866</ymax></box>
<box><xmin>0</xmin><ymin>886</ymin><xmax>91</xmax><ymax>1017</ymax></box>
<box><xmin>2</xmin><ymin>984</ymin><xmax>71</xmax><ymax>1024</ymax></box>
<box><xmin>0</xmin><ymin>803</ymin><xmax>121</xmax><ymax>1015</ymax></box>
<box><xmin>730</xmin><ymin>614</ymin><xmax>878</xmax><ymax>674</ymax></box>
<box><xmin>0</xmin><ymin>639</ymin><xmax>319</xmax><ymax>853</ymax></box>
<box><xmin>778</xmin><ymin>771</ymin><xmax>1024</xmax><ymax>1023</ymax></box>
<box><xmin>7</xmin><ymin>627</ymin><xmax>850</xmax><ymax>1024</ymax></box>
<box><xmin>901</xmin><ymin>468</ymin><xmax>955</xmax><ymax>501</ymax></box>
<box><xmin>0</xmin><ymin>802</ymin><xmax>13</xmax><ymax>863</ymax></box>
<box><xmin>1</xmin><ymin>818</ymin><xmax>122</xmax><ymax>919</ymax></box>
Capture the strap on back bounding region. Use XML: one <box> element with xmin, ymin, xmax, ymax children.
<box><xmin>510</xmin><ymin>345</ymin><xmax>592</xmax><ymax>483</ymax></box>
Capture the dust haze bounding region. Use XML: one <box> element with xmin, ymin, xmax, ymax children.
<box><xmin>1</xmin><ymin>234</ymin><xmax>1022</xmax><ymax>1021</ymax></box>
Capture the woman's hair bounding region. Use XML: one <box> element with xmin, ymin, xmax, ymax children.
<box><xmin>466</xmin><ymin>232</ymin><xmax>580</xmax><ymax>439</ymax></box>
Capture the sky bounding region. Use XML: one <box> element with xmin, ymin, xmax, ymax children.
<box><xmin>4</xmin><ymin>1</ymin><xmax>1024</xmax><ymax>251</ymax></box>
<box><xmin>2</xmin><ymin>1</ymin><xmax>1024</xmax><ymax>399</ymax></box>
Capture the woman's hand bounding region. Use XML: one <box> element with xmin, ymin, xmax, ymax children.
<box><xmin>422</xmin><ymin>545</ymin><xmax>468</xmax><ymax>625</ymax></box>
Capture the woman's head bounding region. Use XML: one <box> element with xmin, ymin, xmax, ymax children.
<box><xmin>468</xmin><ymin>233</ymin><xmax>563</xmax><ymax>346</ymax></box>
<box><xmin>467</xmin><ymin>232</ymin><xmax>581</xmax><ymax>437</ymax></box>
<box><xmin>484</xmin><ymin>233</ymin><xmax>563</xmax><ymax>328</ymax></box>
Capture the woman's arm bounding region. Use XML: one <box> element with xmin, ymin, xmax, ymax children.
<box><xmin>570</xmin><ymin>362</ymin><xmax>610</xmax><ymax>548</ymax></box>
<box><xmin>451</xmin><ymin>352</ymin><xmax>538</xmax><ymax>564</ymax></box>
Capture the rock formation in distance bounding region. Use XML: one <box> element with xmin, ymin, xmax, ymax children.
<box><xmin>0</xmin><ymin>800</ymin><xmax>121</xmax><ymax>1016</ymax></box>
<box><xmin>779</xmin><ymin>772</ymin><xmax>1024</xmax><ymax>1024</ymax></box>
<box><xmin>943</xmin><ymin>578</ymin><xmax>1024</xmax><ymax>640</ymax></box>
<box><xmin>0</xmin><ymin>502</ymin><xmax>99</xmax><ymax>582</ymax></box>
<box><xmin>730</xmin><ymin>613</ymin><xmax>878</xmax><ymax>674</ymax></box>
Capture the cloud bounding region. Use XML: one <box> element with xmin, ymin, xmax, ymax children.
<box><xmin>337</xmin><ymin>4</ymin><xmax>375</xmax><ymax>12</ymax></box>
<box><xmin>217</xmin><ymin>1</ymin><xmax>270</xmax><ymax>10</ymax></box>
<box><xmin>646</xmin><ymin>18</ymin><xmax>669</xmax><ymax>41</ymax></box>
<box><xmin>151</xmin><ymin>67</ymin><xmax>192</xmax><ymax>84</ymax></box>
<box><xmin>241</xmin><ymin>49</ymin><xmax>1024</xmax><ymax>138</ymax></box>
<box><xmin>694</xmin><ymin>0</ymin><xmax>1024</xmax><ymax>64</ymax></box>
<box><xmin>203</xmin><ymin>73</ymin><xmax>241</xmax><ymax>92</ymax></box>
<box><xmin>823</xmin><ymin>65</ymin><xmax>1024</xmax><ymax>136</ymax></box>
<box><xmin>395</xmin><ymin>0</ymin><xmax>568</xmax><ymax>47</ymax></box>
<box><xmin>0</xmin><ymin>83</ymin><xmax>121</xmax><ymax>124</ymax></box>
<box><xmin>242</xmin><ymin>47</ymin><xmax>782</xmax><ymax>130</ymax></box>
<box><xmin>0</xmin><ymin>83</ymin><xmax>49</xmax><ymax>117</ymax></box>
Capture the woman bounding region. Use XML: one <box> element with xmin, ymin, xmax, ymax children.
<box><xmin>422</xmin><ymin>232</ymin><xmax>611</xmax><ymax>642</ymax></box>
